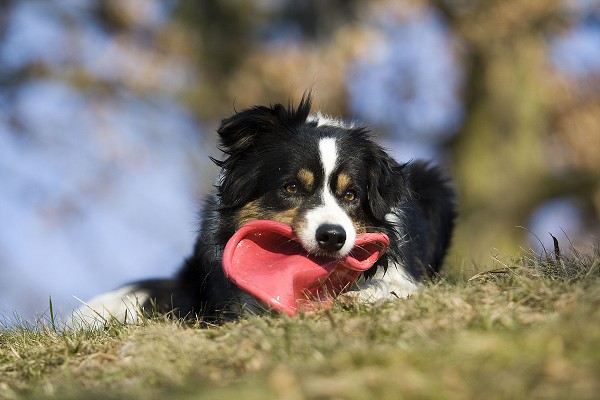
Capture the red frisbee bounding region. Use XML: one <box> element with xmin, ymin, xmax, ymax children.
<box><xmin>222</xmin><ymin>220</ymin><xmax>389</xmax><ymax>316</ymax></box>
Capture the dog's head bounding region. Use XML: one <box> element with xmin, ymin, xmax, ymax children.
<box><xmin>214</xmin><ymin>94</ymin><xmax>407</xmax><ymax>260</ymax></box>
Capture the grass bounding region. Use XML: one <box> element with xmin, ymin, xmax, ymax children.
<box><xmin>1</xmin><ymin>249</ymin><xmax>600</xmax><ymax>399</ymax></box>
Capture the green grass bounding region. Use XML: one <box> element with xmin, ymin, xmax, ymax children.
<box><xmin>2</xmin><ymin>250</ymin><xmax>600</xmax><ymax>399</ymax></box>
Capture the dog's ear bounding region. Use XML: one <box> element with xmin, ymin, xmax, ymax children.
<box><xmin>367</xmin><ymin>148</ymin><xmax>406</xmax><ymax>221</ymax></box>
<box><xmin>217</xmin><ymin>105</ymin><xmax>279</xmax><ymax>153</ymax></box>
<box><xmin>217</xmin><ymin>94</ymin><xmax>312</xmax><ymax>153</ymax></box>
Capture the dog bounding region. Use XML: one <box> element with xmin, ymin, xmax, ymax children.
<box><xmin>70</xmin><ymin>94</ymin><xmax>456</xmax><ymax>327</ymax></box>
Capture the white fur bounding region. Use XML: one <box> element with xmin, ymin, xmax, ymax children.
<box><xmin>338</xmin><ymin>209</ymin><xmax>416</xmax><ymax>301</ymax></box>
<box><xmin>385</xmin><ymin>207</ymin><xmax>409</xmax><ymax>245</ymax></box>
<box><xmin>297</xmin><ymin>137</ymin><xmax>357</xmax><ymax>256</ymax></box>
<box><xmin>307</xmin><ymin>112</ymin><xmax>355</xmax><ymax>129</ymax></box>
<box><xmin>65</xmin><ymin>285</ymin><xmax>150</xmax><ymax>329</ymax></box>
<box><xmin>349</xmin><ymin>263</ymin><xmax>418</xmax><ymax>302</ymax></box>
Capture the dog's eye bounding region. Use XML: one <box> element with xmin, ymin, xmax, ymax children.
<box><xmin>284</xmin><ymin>182</ymin><xmax>299</xmax><ymax>194</ymax></box>
<box><xmin>343</xmin><ymin>189</ymin><xmax>357</xmax><ymax>202</ymax></box>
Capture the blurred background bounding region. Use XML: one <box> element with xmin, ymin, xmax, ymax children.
<box><xmin>1</xmin><ymin>0</ymin><xmax>599</xmax><ymax>324</ymax></box>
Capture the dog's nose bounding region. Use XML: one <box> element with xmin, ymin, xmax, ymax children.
<box><xmin>316</xmin><ymin>224</ymin><xmax>346</xmax><ymax>252</ymax></box>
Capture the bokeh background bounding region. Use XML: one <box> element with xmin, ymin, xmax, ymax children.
<box><xmin>1</xmin><ymin>0</ymin><xmax>599</xmax><ymax>323</ymax></box>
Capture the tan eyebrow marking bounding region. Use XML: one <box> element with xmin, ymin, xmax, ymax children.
<box><xmin>297</xmin><ymin>168</ymin><xmax>315</xmax><ymax>191</ymax></box>
<box><xmin>336</xmin><ymin>172</ymin><xmax>352</xmax><ymax>195</ymax></box>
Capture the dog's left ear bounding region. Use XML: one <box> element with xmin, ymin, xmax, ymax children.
<box><xmin>367</xmin><ymin>149</ymin><xmax>406</xmax><ymax>221</ymax></box>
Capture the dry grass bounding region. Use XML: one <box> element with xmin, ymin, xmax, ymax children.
<box><xmin>1</xmin><ymin>249</ymin><xmax>600</xmax><ymax>399</ymax></box>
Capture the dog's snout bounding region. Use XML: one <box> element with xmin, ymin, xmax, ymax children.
<box><xmin>316</xmin><ymin>224</ymin><xmax>346</xmax><ymax>252</ymax></box>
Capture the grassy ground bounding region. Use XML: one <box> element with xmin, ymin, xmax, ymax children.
<box><xmin>1</xmin><ymin>249</ymin><xmax>600</xmax><ymax>399</ymax></box>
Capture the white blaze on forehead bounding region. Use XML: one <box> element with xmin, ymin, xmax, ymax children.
<box><xmin>297</xmin><ymin>137</ymin><xmax>357</xmax><ymax>256</ymax></box>
<box><xmin>307</xmin><ymin>112</ymin><xmax>354</xmax><ymax>129</ymax></box>
<box><xmin>319</xmin><ymin>137</ymin><xmax>338</xmax><ymax>177</ymax></box>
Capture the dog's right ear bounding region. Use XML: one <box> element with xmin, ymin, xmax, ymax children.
<box><xmin>217</xmin><ymin>105</ymin><xmax>279</xmax><ymax>153</ymax></box>
<box><xmin>217</xmin><ymin>94</ymin><xmax>312</xmax><ymax>153</ymax></box>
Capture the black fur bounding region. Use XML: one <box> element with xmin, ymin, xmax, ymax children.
<box><xmin>128</xmin><ymin>95</ymin><xmax>456</xmax><ymax>320</ymax></box>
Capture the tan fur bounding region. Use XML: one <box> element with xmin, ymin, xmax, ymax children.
<box><xmin>269</xmin><ymin>208</ymin><xmax>299</xmax><ymax>226</ymax></box>
<box><xmin>297</xmin><ymin>168</ymin><xmax>315</xmax><ymax>191</ymax></box>
<box><xmin>238</xmin><ymin>200</ymin><xmax>300</xmax><ymax>228</ymax></box>
<box><xmin>336</xmin><ymin>172</ymin><xmax>352</xmax><ymax>196</ymax></box>
<box><xmin>353</xmin><ymin>221</ymin><xmax>367</xmax><ymax>234</ymax></box>
<box><xmin>336</xmin><ymin>173</ymin><xmax>366</xmax><ymax>234</ymax></box>
<box><xmin>236</xmin><ymin>200</ymin><xmax>263</xmax><ymax>228</ymax></box>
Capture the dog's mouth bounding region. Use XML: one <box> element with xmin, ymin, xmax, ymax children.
<box><xmin>222</xmin><ymin>220</ymin><xmax>389</xmax><ymax>316</ymax></box>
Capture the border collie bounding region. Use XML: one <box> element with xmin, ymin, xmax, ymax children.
<box><xmin>71</xmin><ymin>94</ymin><xmax>456</xmax><ymax>326</ymax></box>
